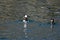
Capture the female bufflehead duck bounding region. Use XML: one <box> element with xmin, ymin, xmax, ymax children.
<box><xmin>51</xmin><ymin>18</ymin><xmax>54</xmax><ymax>25</ymax></box>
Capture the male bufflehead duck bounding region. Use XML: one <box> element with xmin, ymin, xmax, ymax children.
<box><xmin>23</xmin><ymin>15</ymin><xmax>28</xmax><ymax>22</ymax></box>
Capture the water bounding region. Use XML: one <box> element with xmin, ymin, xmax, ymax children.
<box><xmin>0</xmin><ymin>20</ymin><xmax>60</xmax><ymax>40</ymax></box>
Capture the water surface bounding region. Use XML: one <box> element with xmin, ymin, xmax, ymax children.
<box><xmin>0</xmin><ymin>20</ymin><xmax>60</xmax><ymax>40</ymax></box>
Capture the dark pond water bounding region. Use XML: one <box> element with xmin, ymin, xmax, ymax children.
<box><xmin>0</xmin><ymin>20</ymin><xmax>60</xmax><ymax>40</ymax></box>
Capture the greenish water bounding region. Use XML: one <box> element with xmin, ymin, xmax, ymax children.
<box><xmin>0</xmin><ymin>20</ymin><xmax>60</xmax><ymax>40</ymax></box>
